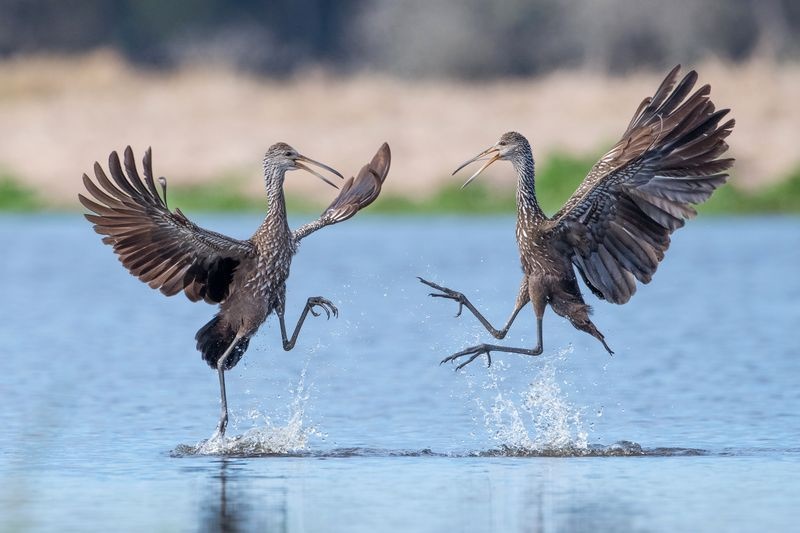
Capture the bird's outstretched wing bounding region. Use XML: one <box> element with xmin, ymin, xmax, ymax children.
<box><xmin>552</xmin><ymin>66</ymin><xmax>734</xmax><ymax>304</ymax></box>
<box><xmin>293</xmin><ymin>142</ymin><xmax>390</xmax><ymax>242</ymax></box>
<box><xmin>79</xmin><ymin>146</ymin><xmax>255</xmax><ymax>304</ymax></box>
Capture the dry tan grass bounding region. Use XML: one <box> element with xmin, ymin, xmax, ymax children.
<box><xmin>0</xmin><ymin>50</ymin><xmax>797</xmax><ymax>205</ymax></box>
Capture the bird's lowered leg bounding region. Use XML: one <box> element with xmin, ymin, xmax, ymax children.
<box><xmin>212</xmin><ymin>333</ymin><xmax>245</xmax><ymax>439</ymax></box>
<box><xmin>440</xmin><ymin>317</ymin><xmax>544</xmax><ymax>371</ymax></box>
<box><xmin>439</xmin><ymin>294</ymin><xmax>545</xmax><ymax>371</ymax></box>
<box><xmin>279</xmin><ymin>297</ymin><xmax>339</xmax><ymax>351</ymax></box>
<box><xmin>419</xmin><ymin>277</ymin><xmax>529</xmax><ymax>339</ymax></box>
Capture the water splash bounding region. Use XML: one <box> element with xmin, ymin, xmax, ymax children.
<box><xmin>174</xmin><ymin>364</ymin><xmax>323</xmax><ymax>457</ymax></box>
<box><xmin>476</xmin><ymin>441</ymin><xmax>707</xmax><ymax>457</ymax></box>
<box><xmin>473</xmin><ymin>346</ymin><xmax>590</xmax><ymax>455</ymax></box>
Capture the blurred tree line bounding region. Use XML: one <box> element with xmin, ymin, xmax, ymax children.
<box><xmin>1</xmin><ymin>0</ymin><xmax>798</xmax><ymax>77</ymax></box>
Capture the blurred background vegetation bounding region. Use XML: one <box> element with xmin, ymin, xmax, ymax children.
<box><xmin>1</xmin><ymin>0</ymin><xmax>799</xmax><ymax>214</ymax></box>
<box><xmin>4</xmin><ymin>0</ymin><xmax>798</xmax><ymax>77</ymax></box>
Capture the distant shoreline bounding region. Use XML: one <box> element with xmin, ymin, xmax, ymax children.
<box><xmin>1</xmin><ymin>52</ymin><xmax>799</xmax><ymax>211</ymax></box>
<box><xmin>3</xmin><ymin>150</ymin><xmax>799</xmax><ymax>215</ymax></box>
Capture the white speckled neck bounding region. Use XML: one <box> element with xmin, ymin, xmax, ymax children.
<box><xmin>256</xmin><ymin>159</ymin><xmax>291</xmax><ymax>250</ymax></box>
<box><xmin>512</xmin><ymin>143</ymin><xmax>545</xmax><ymax>222</ymax></box>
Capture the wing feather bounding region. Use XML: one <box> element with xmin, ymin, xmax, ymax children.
<box><xmin>554</xmin><ymin>67</ymin><xmax>733</xmax><ymax>304</ymax></box>
<box><xmin>80</xmin><ymin>146</ymin><xmax>255</xmax><ymax>303</ymax></box>
<box><xmin>293</xmin><ymin>143</ymin><xmax>391</xmax><ymax>242</ymax></box>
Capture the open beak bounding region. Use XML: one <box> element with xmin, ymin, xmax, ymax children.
<box><xmin>294</xmin><ymin>154</ymin><xmax>344</xmax><ymax>189</ymax></box>
<box><xmin>452</xmin><ymin>146</ymin><xmax>501</xmax><ymax>189</ymax></box>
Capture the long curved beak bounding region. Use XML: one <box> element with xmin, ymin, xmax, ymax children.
<box><xmin>452</xmin><ymin>146</ymin><xmax>501</xmax><ymax>189</ymax></box>
<box><xmin>295</xmin><ymin>154</ymin><xmax>344</xmax><ymax>189</ymax></box>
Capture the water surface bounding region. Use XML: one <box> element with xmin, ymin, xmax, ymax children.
<box><xmin>1</xmin><ymin>215</ymin><xmax>799</xmax><ymax>531</ymax></box>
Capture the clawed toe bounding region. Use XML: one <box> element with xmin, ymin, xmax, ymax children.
<box><xmin>440</xmin><ymin>345</ymin><xmax>492</xmax><ymax>371</ymax></box>
<box><xmin>418</xmin><ymin>277</ymin><xmax>444</xmax><ymax>292</ymax></box>
<box><xmin>308</xmin><ymin>297</ymin><xmax>339</xmax><ymax>320</ymax></box>
<box><xmin>420</xmin><ymin>278</ymin><xmax>457</xmax><ymax>296</ymax></box>
<box><xmin>440</xmin><ymin>354</ymin><xmax>458</xmax><ymax>365</ymax></box>
<box><xmin>419</xmin><ymin>277</ymin><xmax>466</xmax><ymax>317</ymax></box>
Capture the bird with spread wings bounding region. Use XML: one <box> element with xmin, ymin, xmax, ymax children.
<box><xmin>420</xmin><ymin>66</ymin><xmax>734</xmax><ymax>370</ymax></box>
<box><xmin>80</xmin><ymin>142</ymin><xmax>390</xmax><ymax>437</ymax></box>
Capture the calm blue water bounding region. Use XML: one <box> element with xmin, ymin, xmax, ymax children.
<box><xmin>1</xmin><ymin>214</ymin><xmax>799</xmax><ymax>532</ymax></box>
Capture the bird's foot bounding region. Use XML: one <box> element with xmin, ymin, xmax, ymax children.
<box><xmin>440</xmin><ymin>343</ymin><xmax>493</xmax><ymax>371</ymax></box>
<box><xmin>418</xmin><ymin>277</ymin><xmax>467</xmax><ymax>317</ymax></box>
<box><xmin>307</xmin><ymin>297</ymin><xmax>338</xmax><ymax>319</ymax></box>
<box><xmin>211</xmin><ymin>413</ymin><xmax>229</xmax><ymax>441</ymax></box>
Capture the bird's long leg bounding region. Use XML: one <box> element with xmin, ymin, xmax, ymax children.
<box><xmin>441</xmin><ymin>317</ymin><xmax>544</xmax><ymax>371</ymax></box>
<box><xmin>419</xmin><ymin>277</ymin><xmax>529</xmax><ymax>339</ymax></box>
<box><xmin>213</xmin><ymin>334</ymin><xmax>244</xmax><ymax>439</ymax></box>
<box><xmin>442</xmin><ymin>293</ymin><xmax>546</xmax><ymax>371</ymax></box>
<box><xmin>279</xmin><ymin>297</ymin><xmax>339</xmax><ymax>351</ymax></box>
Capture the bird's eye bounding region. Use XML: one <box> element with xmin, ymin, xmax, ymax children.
<box><xmin>284</xmin><ymin>151</ymin><xmax>292</xmax><ymax>156</ymax></box>
<box><xmin>498</xmin><ymin>141</ymin><xmax>506</xmax><ymax>146</ymax></box>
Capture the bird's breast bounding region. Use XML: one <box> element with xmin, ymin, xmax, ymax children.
<box><xmin>517</xmin><ymin>232</ymin><xmax>564</xmax><ymax>276</ymax></box>
<box><xmin>243</xmin><ymin>249</ymin><xmax>293</xmax><ymax>301</ymax></box>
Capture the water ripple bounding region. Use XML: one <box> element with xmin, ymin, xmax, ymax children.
<box><xmin>171</xmin><ymin>441</ymin><xmax>712</xmax><ymax>459</ymax></box>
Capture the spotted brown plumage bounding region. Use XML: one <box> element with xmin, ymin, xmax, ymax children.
<box><xmin>420</xmin><ymin>66</ymin><xmax>734</xmax><ymax>370</ymax></box>
<box><xmin>80</xmin><ymin>142</ymin><xmax>391</xmax><ymax>437</ymax></box>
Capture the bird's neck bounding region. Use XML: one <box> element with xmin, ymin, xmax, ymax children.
<box><xmin>513</xmin><ymin>151</ymin><xmax>545</xmax><ymax>222</ymax></box>
<box><xmin>258</xmin><ymin>164</ymin><xmax>291</xmax><ymax>246</ymax></box>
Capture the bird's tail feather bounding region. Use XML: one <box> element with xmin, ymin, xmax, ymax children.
<box><xmin>195</xmin><ymin>315</ymin><xmax>250</xmax><ymax>370</ymax></box>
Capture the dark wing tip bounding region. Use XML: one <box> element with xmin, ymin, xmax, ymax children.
<box><xmin>682</xmin><ymin>69</ymin><xmax>698</xmax><ymax>88</ymax></box>
<box><xmin>108</xmin><ymin>150</ymin><xmax>121</xmax><ymax>168</ymax></box>
<box><xmin>370</xmin><ymin>142</ymin><xmax>391</xmax><ymax>182</ymax></box>
<box><xmin>317</xmin><ymin>143</ymin><xmax>391</xmax><ymax>224</ymax></box>
<box><xmin>77</xmin><ymin>193</ymin><xmax>92</xmax><ymax>210</ymax></box>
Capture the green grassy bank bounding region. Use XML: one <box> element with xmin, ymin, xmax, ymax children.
<box><xmin>3</xmin><ymin>154</ymin><xmax>800</xmax><ymax>215</ymax></box>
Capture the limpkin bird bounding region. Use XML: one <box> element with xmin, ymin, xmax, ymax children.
<box><xmin>420</xmin><ymin>66</ymin><xmax>734</xmax><ymax>370</ymax></box>
<box><xmin>80</xmin><ymin>142</ymin><xmax>390</xmax><ymax>437</ymax></box>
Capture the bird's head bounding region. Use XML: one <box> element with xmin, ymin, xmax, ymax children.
<box><xmin>264</xmin><ymin>142</ymin><xmax>343</xmax><ymax>189</ymax></box>
<box><xmin>452</xmin><ymin>131</ymin><xmax>531</xmax><ymax>188</ymax></box>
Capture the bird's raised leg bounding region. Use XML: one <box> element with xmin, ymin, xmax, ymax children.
<box><xmin>212</xmin><ymin>333</ymin><xmax>244</xmax><ymax>439</ymax></box>
<box><xmin>279</xmin><ymin>297</ymin><xmax>339</xmax><ymax>351</ymax></box>
<box><xmin>419</xmin><ymin>277</ymin><xmax>529</xmax><ymax>339</ymax></box>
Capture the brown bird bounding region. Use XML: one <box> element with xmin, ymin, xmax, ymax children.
<box><xmin>80</xmin><ymin>142</ymin><xmax>391</xmax><ymax>437</ymax></box>
<box><xmin>420</xmin><ymin>66</ymin><xmax>734</xmax><ymax>370</ymax></box>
